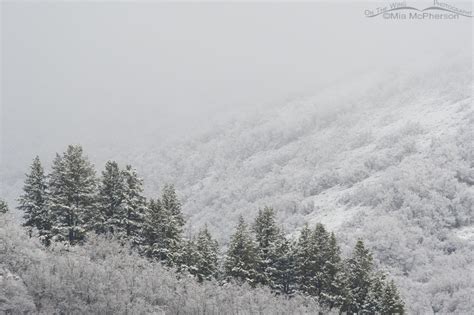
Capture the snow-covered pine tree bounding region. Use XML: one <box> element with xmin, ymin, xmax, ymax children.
<box><xmin>48</xmin><ymin>145</ymin><xmax>97</xmax><ymax>245</ymax></box>
<box><xmin>312</xmin><ymin>223</ymin><xmax>330</xmax><ymax>298</ymax></box>
<box><xmin>0</xmin><ymin>199</ymin><xmax>9</xmax><ymax>214</ymax></box>
<box><xmin>142</xmin><ymin>198</ymin><xmax>164</xmax><ymax>259</ymax></box>
<box><xmin>363</xmin><ymin>271</ymin><xmax>386</xmax><ymax>313</ymax></box>
<box><xmin>17</xmin><ymin>156</ymin><xmax>49</xmax><ymax>243</ymax></box>
<box><xmin>194</xmin><ymin>225</ymin><xmax>219</xmax><ymax>282</ymax></box>
<box><xmin>382</xmin><ymin>279</ymin><xmax>405</xmax><ymax>314</ymax></box>
<box><xmin>253</xmin><ymin>206</ymin><xmax>280</xmax><ymax>286</ymax></box>
<box><xmin>120</xmin><ymin>165</ymin><xmax>147</xmax><ymax>246</ymax></box>
<box><xmin>142</xmin><ymin>185</ymin><xmax>184</xmax><ymax>266</ymax></box>
<box><xmin>319</xmin><ymin>232</ymin><xmax>345</xmax><ymax>310</ymax></box>
<box><xmin>178</xmin><ymin>238</ymin><xmax>199</xmax><ymax>275</ymax></box>
<box><xmin>161</xmin><ymin>184</ymin><xmax>185</xmax><ymax>227</ymax></box>
<box><xmin>159</xmin><ymin>184</ymin><xmax>185</xmax><ymax>265</ymax></box>
<box><xmin>341</xmin><ymin>239</ymin><xmax>374</xmax><ymax>314</ymax></box>
<box><xmin>224</xmin><ymin>216</ymin><xmax>259</xmax><ymax>286</ymax></box>
<box><xmin>294</xmin><ymin>224</ymin><xmax>315</xmax><ymax>295</ymax></box>
<box><xmin>270</xmin><ymin>230</ymin><xmax>296</xmax><ymax>295</ymax></box>
<box><xmin>96</xmin><ymin>161</ymin><xmax>125</xmax><ymax>234</ymax></box>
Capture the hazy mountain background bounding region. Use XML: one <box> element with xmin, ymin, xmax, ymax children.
<box><xmin>1</xmin><ymin>2</ymin><xmax>473</xmax><ymax>313</ymax></box>
<box><xmin>1</xmin><ymin>1</ymin><xmax>471</xmax><ymax>200</ymax></box>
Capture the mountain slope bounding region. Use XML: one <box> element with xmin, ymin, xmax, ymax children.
<box><xmin>133</xmin><ymin>60</ymin><xmax>473</xmax><ymax>313</ymax></box>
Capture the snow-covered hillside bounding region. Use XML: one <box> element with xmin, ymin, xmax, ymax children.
<box><xmin>130</xmin><ymin>60</ymin><xmax>473</xmax><ymax>313</ymax></box>
<box><xmin>2</xmin><ymin>58</ymin><xmax>472</xmax><ymax>313</ymax></box>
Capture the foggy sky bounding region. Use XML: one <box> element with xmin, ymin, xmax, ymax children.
<box><xmin>1</xmin><ymin>1</ymin><xmax>472</xmax><ymax>170</ymax></box>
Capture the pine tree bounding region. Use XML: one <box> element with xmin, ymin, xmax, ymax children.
<box><xmin>294</xmin><ymin>224</ymin><xmax>315</xmax><ymax>295</ymax></box>
<box><xmin>0</xmin><ymin>199</ymin><xmax>9</xmax><ymax>214</ymax></box>
<box><xmin>161</xmin><ymin>184</ymin><xmax>185</xmax><ymax>227</ymax></box>
<box><xmin>341</xmin><ymin>239</ymin><xmax>374</xmax><ymax>314</ymax></box>
<box><xmin>194</xmin><ymin>225</ymin><xmax>219</xmax><ymax>282</ymax></box>
<box><xmin>270</xmin><ymin>230</ymin><xmax>297</xmax><ymax>295</ymax></box>
<box><xmin>320</xmin><ymin>232</ymin><xmax>345</xmax><ymax>310</ymax></box>
<box><xmin>142</xmin><ymin>185</ymin><xmax>185</xmax><ymax>266</ymax></box>
<box><xmin>382</xmin><ymin>280</ymin><xmax>405</xmax><ymax>314</ymax></box>
<box><xmin>295</xmin><ymin>223</ymin><xmax>332</xmax><ymax>297</ymax></box>
<box><xmin>142</xmin><ymin>198</ymin><xmax>164</xmax><ymax>259</ymax></box>
<box><xmin>48</xmin><ymin>145</ymin><xmax>97</xmax><ymax>244</ymax></box>
<box><xmin>178</xmin><ymin>238</ymin><xmax>199</xmax><ymax>275</ymax></box>
<box><xmin>17</xmin><ymin>156</ymin><xmax>49</xmax><ymax>243</ymax></box>
<box><xmin>224</xmin><ymin>216</ymin><xmax>259</xmax><ymax>285</ymax></box>
<box><xmin>159</xmin><ymin>184</ymin><xmax>185</xmax><ymax>265</ymax></box>
<box><xmin>120</xmin><ymin>165</ymin><xmax>147</xmax><ymax>246</ymax></box>
<box><xmin>363</xmin><ymin>271</ymin><xmax>386</xmax><ymax>313</ymax></box>
<box><xmin>312</xmin><ymin>223</ymin><xmax>330</xmax><ymax>298</ymax></box>
<box><xmin>253</xmin><ymin>206</ymin><xmax>281</xmax><ymax>286</ymax></box>
<box><xmin>96</xmin><ymin>161</ymin><xmax>125</xmax><ymax>235</ymax></box>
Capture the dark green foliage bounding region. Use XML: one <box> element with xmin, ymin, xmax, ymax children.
<box><xmin>158</xmin><ymin>184</ymin><xmax>184</xmax><ymax>265</ymax></box>
<box><xmin>47</xmin><ymin>146</ymin><xmax>97</xmax><ymax>244</ymax></box>
<box><xmin>0</xmin><ymin>199</ymin><xmax>9</xmax><ymax>214</ymax></box>
<box><xmin>311</xmin><ymin>223</ymin><xmax>330</xmax><ymax>297</ymax></box>
<box><xmin>178</xmin><ymin>238</ymin><xmax>199</xmax><ymax>274</ymax></box>
<box><xmin>194</xmin><ymin>225</ymin><xmax>219</xmax><ymax>281</ymax></box>
<box><xmin>295</xmin><ymin>223</ymin><xmax>330</xmax><ymax>296</ymax></box>
<box><xmin>253</xmin><ymin>207</ymin><xmax>297</xmax><ymax>294</ymax></box>
<box><xmin>382</xmin><ymin>280</ymin><xmax>405</xmax><ymax>314</ymax></box>
<box><xmin>161</xmin><ymin>184</ymin><xmax>184</xmax><ymax>228</ymax></box>
<box><xmin>253</xmin><ymin>206</ymin><xmax>282</xmax><ymax>286</ymax></box>
<box><xmin>319</xmin><ymin>232</ymin><xmax>345</xmax><ymax>309</ymax></box>
<box><xmin>174</xmin><ymin>226</ymin><xmax>219</xmax><ymax>281</ymax></box>
<box><xmin>268</xmin><ymin>231</ymin><xmax>296</xmax><ymax>295</ymax></box>
<box><xmin>96</xmin><ymin>162</ymin><xmax>147</xmax><ymax>244</ymax></box>
<box><xmin>364</xmin><ymin>271</ymin><xmax>386</xmax><ymax>313</ymax></box>
<box><xmin>341</xmin><ymin>239</ymin><xmax>375</xmax><ymax>313</ymax></box>
<box><xmin>141</xmin><ymin>185</ymin><xmax>184</xmax><ymax>266</ymax></box>
<box><xmin>96</xmin><ymin>161</ymin><xmax>125</xmax><ymax>235</ymax></box>
<box><xmin>142</xmin><ymin>198</ymin><xmax>165</xmax><ymax>259</ymax></box>
<box><xmin>295</xmin><ymin>224</ymin><xmax>314</xmax><ymax>294</ymax></box>
<box><xmin>17</xmin><ymin>156</ymin><xmax>49</xmax><ymax>244</ymax></box>
<box><xmin>224</xmin><ymin>216</ymin><xmax>259</xmax><ymax>285</ymax></box>
<box><xmin>120</xmin><ymin>165</ymin><xmax>147</xmax><ymax>245</ymax></box>
<box><xmin>294</xmin><ymin>223</ymin><xmax>346</xmax><ymax>308</ymax></box>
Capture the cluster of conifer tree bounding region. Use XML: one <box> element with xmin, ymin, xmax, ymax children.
<box><xmin>224</xmin><ymin>209</ymin><xmax>405</xmax><ymax>313</ymax></box>
<box><xmin>17</xmin><ymin>145</ymin><xmax>405</xmax><ymax>314</ymax></box>
<box><xmin>0</xmin><ymin>199</ymin><xmax>8</xmax><ymax>214</ymax></box>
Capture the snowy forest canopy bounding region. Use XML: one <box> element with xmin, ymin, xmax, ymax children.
<box><xmin>1</xmin><ymin>61</ymin><xmax>472</xmax><ymax>314</ymax></box>
<box><xmin>1</xmin><ymin>144</ymin><xmax>405</xmax><ymax>314</ymax></box>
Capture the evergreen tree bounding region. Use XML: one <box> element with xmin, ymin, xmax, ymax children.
<box><xmin>120</xmin><ymin>165</ymin><xmax>147</xmax><ymax>245</ymax></box>
<box><xmin>320</xmin><ymin>232</ymin><xmax>345</xmax><ymax>310</ymax></box>
<box><xmin>159</xmin><ymin>184</ymin><xmax>185</xmax><ymax>265</ymax></box>
<box><xmin>161</xmin><ymin>184</ymin><xmax>185</xmax><ymax>227</ymax></box>
<box><xmin>270</xmin><ymin>231</ymin><xmax>297</xmax><ymax>295</ymax></box>
<box><xmin>142</xmin><ymin>185</ymin><xmax>184</xmax><ymax>266</ymax></box>
<box><xmin>295</xmin><ymin>223</ymin><xmax>331</xmax><ymax>297</ymax></box>
<box><xmin>17</xmin><ymin>156</ymin><xmax>49</xmax><ymax>243</ymax></box>
<box><xmin>341</xmin><ymin>239</ymin><xmax>374</xmax><ymax>314</ymax></box>
<box><xmin>178</xmin><ymin>238</ymin><xmax>199</xmax><ymax>275</ymax></box>
<box><xmin>253</xmin><ymin>206</ymin><xmax>281</xmax><ymax>286</ymax></box>
<box><xmin>294</xmin><ymin>224</ymin><xmax>315</xmax><ymax>294</ymax></box>
<box><xmin>142</xmin><ymin>198</ymin><xmax>164</xmax><ymax>259</ymax></box>
<box><xmin>224</xmin><ymin>216</ymin><xmax>259</xmax><ymax>285</ymax></box>
<box><xmin>364</xmin><ymin>271</ymin><xmax>386</xmax><ymax>313</ymax></box>
<box><xmin>194</xmin><ymin>225</ymin><xmax>219</xmax><ymax>282</ymax></box>
<box><xmin>382</xmin><ymin>280</ymin><xmax>405</xmax><ymax>314</ymax></box>
<box><xmin>312</xmin><ymin>223</ymin><xmax>330</xmax><ymax>298</ymax></box>
<box><xmin>96</xmin><ymin>161</ymin><xmax>125</xmax><ymax>234</ymax></box>
<box><xmin>48</xmin><ymin>145</ymin><xmax>97</xmax><ymax>244</ymax></box>
<box><xmin>0</xmin><ymin>199</ymin><xmax>9</xmax><ymax>214</ymax></box>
